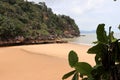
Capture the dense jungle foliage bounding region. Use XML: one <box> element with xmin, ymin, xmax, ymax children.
<box><xmin>0</xmin><ymin>0</ymin><xmax>80</xmax><ymax>45</ymax></box>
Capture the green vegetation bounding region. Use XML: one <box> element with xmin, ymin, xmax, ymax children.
<box><xmin>118</xmin><ymin>24</ymin><xmax>120</xmax><ymax>30</ymax></box>
<box><xmin>0</xmin><ymin>0</ymin><xmax>80</xmax><ymax>44</ymax></box>
<box><xmin>62</xmin><ymin>24</ymin><xmax>120</xmax><ymax>80</ymax></box>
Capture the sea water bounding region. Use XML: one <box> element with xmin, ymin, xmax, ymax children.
<box><xmin>68</xmin><ymin>33</ymin><xmax>120</xmax><ymax>45</ymax></box>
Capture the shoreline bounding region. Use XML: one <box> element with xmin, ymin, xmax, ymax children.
<box><xmin>0</xmin><ymin>39</ymin><xmax>68</xmax><ymax>47</ymax></box>
<box><xmin>0</xmin><ymin>43</ymin><xmax>95</xmax><ymax>80</ymax></box>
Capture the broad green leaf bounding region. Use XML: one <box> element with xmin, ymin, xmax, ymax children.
<box><xmin>118</xmin><ymin>24</ymin><xmax>120</xmax><ymax>30</ymax></box>
<box><xmin>112</xmin><ymin>38</ymin><xmax>117</xmax><ymax>43</ymax></box>
<box><xmin>68</xmin><ymin>50</ymin><xmax>78</xmax><ymax>67</ymax></box>
<box><xmin>93</xmin><ymin>41</ymin><xmax>98</xmax><ymax>44</ymax></box>
<box><xmin>72</xmin><ymin>72</ymin><xmax>79</xmax><ymax>80</ymax></box>
<box><xmin>109</xmin><ymin>31</ymin><xmax>117</xmax><ymax>42</ymax></box>
<box><xmin>75</xmin><ymin>62</ymin><xmax>93</xmax><ymax>76</ymax></box>
<box><xmin>87</xmin><ymin>43</ymin><xmax>107</xmax><ymax>56</ymax></box>
<box><xmin>95</xmin><ymin>55</ymin><xmax>101</xmax><ymax>64</ymax></box>
<box><xmin>114</xmin><ymin>41</ymin><xmax>120</xmax><ymax>62</ymax></box>
<box><xmin>62</xmin><ymin>70</ymin><xmax>76</xmax><ymax>79</ymax></box>
<box><xmin>96</xmin><ymin>24</ymin><xmax>108</xmax><ymax>43</ymax></box>
<box><xmin>87</xmin><ymin>44</ymin><xmax>100</xmax><ymax>54</ymax></box>
<box><xmin>91</xmin><ymin>65</ymin><xmax>104</xmax><ymax>79</ymax></box>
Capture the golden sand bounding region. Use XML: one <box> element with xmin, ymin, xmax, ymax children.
<box><xmin>0</xmin><ymin>43</ymin><xmax>95</xmax><ymax>80</ymax></box>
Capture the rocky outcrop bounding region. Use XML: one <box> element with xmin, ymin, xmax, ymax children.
<box><xmin>0</xmin><ymin>38</ymin><xmax>68</xmax><ymax>47</ymax></box>
<box><xmin>0</xmin><ymin>0</ymin><xmax>80</xmax><ymax>46</ymax></box>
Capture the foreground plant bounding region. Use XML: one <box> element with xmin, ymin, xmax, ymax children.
<box><xmin>62</xmin><ymin>24</ymin><xmax>120</xmax><ymax>80</ymax></box>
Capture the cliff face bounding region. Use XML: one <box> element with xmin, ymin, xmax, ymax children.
<box><xmin>0</xmin><ymin>0</ymin><xmax>80</xmax><ymax>45</ymax></box>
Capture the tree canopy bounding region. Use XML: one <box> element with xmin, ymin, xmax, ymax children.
<box><xmin>0</xmin><ymin>0</ymin><xmax>80</xmax><ymax>44</ymax></box>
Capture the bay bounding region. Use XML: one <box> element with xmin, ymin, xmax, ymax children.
<box><xmin>67</xmin><ymin>33</ymin><xmax>120</xmax><ymax>45</ymax></box>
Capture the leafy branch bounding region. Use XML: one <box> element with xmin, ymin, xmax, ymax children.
<box><xmin>62</xmin><ymin>24</ymin><xmax>120</xmax><ymax>80</ymax></box>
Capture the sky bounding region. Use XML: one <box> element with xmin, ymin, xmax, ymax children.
<box><xmin>28</xmin><ymin>0</ymin><xmax>120</xmax><ymax>32</ymax></box>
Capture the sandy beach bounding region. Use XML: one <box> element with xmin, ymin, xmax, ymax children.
<box><xmin>0</xmin><ymin>43</ymin><xmax>95</xmax><ymax>80</ymax></box>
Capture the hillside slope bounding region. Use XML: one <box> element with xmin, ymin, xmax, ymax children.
<box><xmin>0</xmin><ymin>0</ymin><xmax>80</xmax><ymax>45</ymax></box>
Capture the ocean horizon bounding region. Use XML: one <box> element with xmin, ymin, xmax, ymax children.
<box><xmin>68</xmin><ymin>33</ymin><xmax>120</xmax><ymax>45</ymax></box>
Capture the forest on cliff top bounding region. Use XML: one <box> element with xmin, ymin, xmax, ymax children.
<box><xmin>0</xmin><ymin>0</ymin><xmax>80</xmax><ymax>45</ymax></box>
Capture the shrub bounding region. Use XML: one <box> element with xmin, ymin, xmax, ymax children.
<box><xmin>62</xmin><ymin>24</ymin><xmax>120</xmax><ymax>80</ymax></box>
